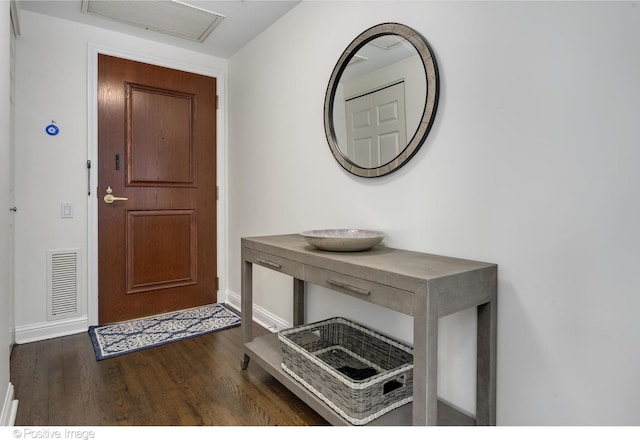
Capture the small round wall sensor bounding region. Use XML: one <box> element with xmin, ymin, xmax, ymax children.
<box><xmin>45</xmin><ymin>121</ymin><xmax>59</xmax><ymax>136</ymax></box>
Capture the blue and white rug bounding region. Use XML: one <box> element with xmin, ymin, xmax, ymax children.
<box><xmin>88</xmin><ymin>303</ymin><xmax>241</xmax><ymax>361</ymax></box>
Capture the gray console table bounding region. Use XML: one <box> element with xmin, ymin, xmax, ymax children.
<box><xmin>240</xmin><ymin>234</ymin><xmax>497</xmax><ymax>426</ymax></box>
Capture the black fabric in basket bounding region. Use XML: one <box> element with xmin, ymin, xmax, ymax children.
<box><xmin>337</xmin><ymin>365</ymin><xmax>377</xmax><ymax>380</ymax></box>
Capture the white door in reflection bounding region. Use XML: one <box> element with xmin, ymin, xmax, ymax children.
<box><xmin>345</xmin><ymin>81</ymin><xmax>407</xmax><ymax>168</ymax></box>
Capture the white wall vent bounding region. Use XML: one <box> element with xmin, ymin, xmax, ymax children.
<box><xmin>47</xmin><ymin>249</ymin><xmax>81</xmax><ymax>320</ymax></box>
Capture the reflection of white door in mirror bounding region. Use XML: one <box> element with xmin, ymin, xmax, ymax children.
<box><xmin>335</xmin><ymin>46</ymin><xmax>425</xmax><ymax>169</ymax></box>
<box><xmin>345</xmin><ymin>82</ymin><xmax>407</xmax><ymax>168</ymax></box>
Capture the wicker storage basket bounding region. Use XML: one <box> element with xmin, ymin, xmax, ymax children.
<box><xmin>278</xmin><ymin>317</ymin><xmax>413</xmax><ymax>425</ymax></box>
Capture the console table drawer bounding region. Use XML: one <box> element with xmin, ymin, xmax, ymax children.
<box><xmin>305</xmin><ymin>267</ymin><xmax>413</xmax><ymax>315</ymax></box>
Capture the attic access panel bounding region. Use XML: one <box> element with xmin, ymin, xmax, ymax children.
<box><xmin>81</xmin><ymin>0</ymin><xmax>225</xmax><ymax>42</ymax></box>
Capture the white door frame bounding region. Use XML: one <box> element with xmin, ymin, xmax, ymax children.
<box><xmin>86</xmin><ymin>44</ymin><xmax>227</xmax><ymax>325</ymax></box>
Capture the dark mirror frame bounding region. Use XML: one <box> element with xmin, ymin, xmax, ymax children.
<box><xmin>324</xmin><ymin>23</ymin><xmax>440</xmax><ymax>178</ymax></box>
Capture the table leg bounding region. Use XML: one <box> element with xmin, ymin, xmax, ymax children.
<box><xmin>413</xmin><ymin>284</ymin><xmax>438</xmax><ymax>425</ymax></box>
<box><xmin>293</xmin><ymin>278</ymin><xmax>305</xmax><ymax>326</ymax></box>
<box><xmin>476</xmin><ymin>298</ymin><xmax>497</xmax><ymax>425</ymax></box>
<box><xmin>241</xmin><ymin>258</ymin><xmax>253</xmax><ymax>370</ymax></box>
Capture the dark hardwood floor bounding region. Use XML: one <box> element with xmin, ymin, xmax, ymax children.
<box><xmin>10</xmin><ymin>319</ymin><xmax>329</xmax><ymax>426</ymax></box>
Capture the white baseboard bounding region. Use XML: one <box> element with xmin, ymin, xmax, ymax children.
<box><xmin>225</xmin><ymin>290</ymin><xmax>290</xmax><ymax>332</ymax></box>
<box><xmin>15</xmin><ymin>316</ymin><xmax>88</xmax><ymax>344</ymax></box>
<box><xmin>1</xmin><ymin>383</ymin><xmax>18</xmax><ymax>426</ymax></box>
<box><xmin>9</xmin><ymin>327</ymin><xmax>15</xmax><ymax>351</ymax></box>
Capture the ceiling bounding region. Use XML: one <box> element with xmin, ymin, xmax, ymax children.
<box><xmin>18</xmin><ymin>1</ymin><xmax>302</xmax><ymax>59</ymax></box>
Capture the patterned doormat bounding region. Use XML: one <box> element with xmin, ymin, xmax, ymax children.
<box><xmin>88</xmin><ymin>303</ymin><xmax>241</xmax><ymax>361</ymax></box>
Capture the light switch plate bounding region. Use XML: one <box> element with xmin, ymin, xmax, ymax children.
<box><xmin>61</xmin><ymin>202</ymin><xmax>73</xmax><ymax>219</ymax></box>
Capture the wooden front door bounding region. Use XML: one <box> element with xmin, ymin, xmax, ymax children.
<box><xmin>97</xmin><ymin>54</ymin><xmax>217</xmax><ymax>324</ymax></box>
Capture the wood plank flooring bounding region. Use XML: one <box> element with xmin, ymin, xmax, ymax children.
<box><xmin>10</xmin><ymin>320</ymin><xmax>329</xmax><ymax>426</ymax></box>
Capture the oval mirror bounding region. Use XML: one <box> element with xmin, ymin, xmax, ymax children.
<box><xmin>324</xmin><ymin>23</ymin><xmax>439</xmax><ymax>178</ymax></box>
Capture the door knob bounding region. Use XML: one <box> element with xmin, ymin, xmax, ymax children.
<box><xmin>103</xmin><ymin>186</ymin><xmax>128</xmax><ymax>204</ymax></box>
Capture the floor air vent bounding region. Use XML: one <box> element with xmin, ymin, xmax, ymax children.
<box><xmin>47</xmin><ymin>249</ymin><xmax>81</xmax><ymax>320</ymax></box>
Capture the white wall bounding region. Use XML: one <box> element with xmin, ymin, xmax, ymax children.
<box><xmin>228</xmin><ymin>1</ymin><xmax>640</xmax><ymax>425</ymax></box>
<box><xmin>13</xmin><ymin>10</ymin><xmax>227</xmax><ymax>338</ymax></box>
<box><xmin>1</xmin><ymin>0</ymin><xmax>14</xmax><ymax>425</ymax></box>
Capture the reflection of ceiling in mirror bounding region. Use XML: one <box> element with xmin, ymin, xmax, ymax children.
<box><xmin>347</xmin><ymin>54</ymin><xmax>368</xmax><ymax>66</ymax></box>
<box><xmin>340</xmin><ymin>37</ymin><xmax>417</xmax><ymax>82</ymax></box>
<box><xmin>369</xmin><ymin>35</ymin><xmax>404</xmax><ymax>50</ymax></box>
